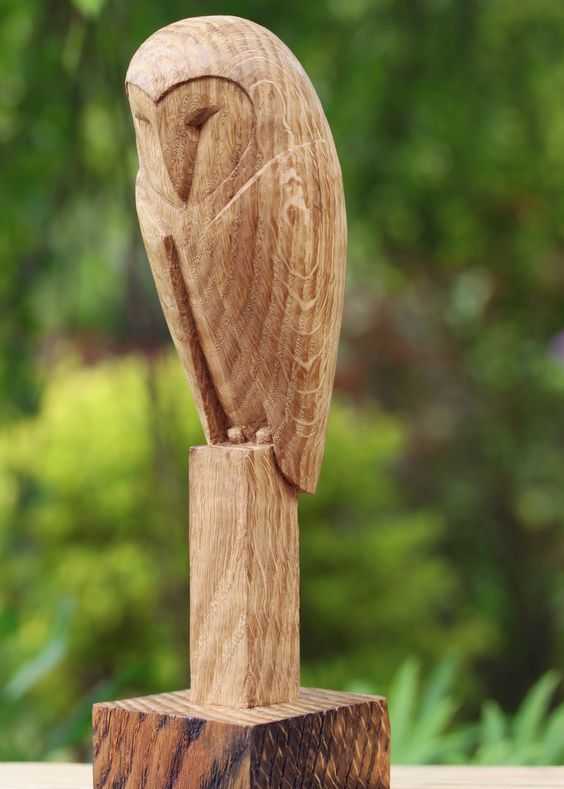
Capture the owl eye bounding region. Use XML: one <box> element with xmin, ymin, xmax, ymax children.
<box><xmin>186</xmin><ymin>106</ymin><xmax>220</xmax><ymax>130</ymax></box>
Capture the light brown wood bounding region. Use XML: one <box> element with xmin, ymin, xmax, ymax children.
<box><xmin>391</xmin><ymin>766</ymin><xmax>564</xmax><ymax>787</ymax></box>
<box><xmin>126</xmin><ymin>15</ymin><xmax>347</xmax><ymax>494</ymax></box>
<box><xmin>3</xmin><ymin>764</ymin><xmax>564</xmax><ymax>789</ymax></box>
<box><xmin>0</xmin><ymin>764</ymin><xmax>93</xmax><ymax>788</ymax></box>
<box><xmin>92</xmin><ymin>688</ymin><xmax>390</xmax><ymax>788</ymax></box>
<box><xmin>189</xmin><ymin>443</ymin><xmax>299</xmax><ymax>707</ymax></box>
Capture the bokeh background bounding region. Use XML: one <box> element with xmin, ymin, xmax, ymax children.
<box><xmin>2</xmin><ymin>0</ymin><xmax>564</xmax><ymax>765</ymax></box>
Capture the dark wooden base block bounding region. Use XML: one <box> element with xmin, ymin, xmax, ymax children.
<box><xmin>93</xmin><ymin>687</ymin><xmax>390</xmax><ymax>788</ymax></box>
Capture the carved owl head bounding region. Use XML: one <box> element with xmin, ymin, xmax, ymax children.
<box><xmin>125</xmin><ymin>16</ymin><xmax>331</xmax><ymax>207</ymax></box>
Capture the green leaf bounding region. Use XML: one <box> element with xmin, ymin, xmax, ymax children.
<box><xmin>418</xmin><ymin>658</ymin><xmax>458</xmax><ymax>723</ymax></box>
<box><xmin>388</xmin><ymin>657</ymin><xmax>420</xmax><ymax>761</ymax></box>
<box><xmin>538</xmin><ymin>705</ymin><xmax>564</xmax><ymax>765</ymax></box>
<box><xmin>3</xmin><ymin>601</ymin><xmax>72</xmax><ymax>700</ymax></box>
<box><xmin>512</xmin><ymin>671</ymin><xmax>560</xmax><ymax>753</ymax></box>
<box><xmin>480</xmin><ymin>699</ymin><xmax>507</xmax><ymax>748</ymax></box>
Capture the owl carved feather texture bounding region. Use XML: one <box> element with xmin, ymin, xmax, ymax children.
<box><xmin>126</xmin><ymin>16</ymin><xmax>347</xmax><ymax>493</ymax></box>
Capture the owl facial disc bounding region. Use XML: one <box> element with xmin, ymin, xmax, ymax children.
<box><xmin>127</xmin><ymin>78</ymin><xmax>253</xmax><ymax>207</ymax></box>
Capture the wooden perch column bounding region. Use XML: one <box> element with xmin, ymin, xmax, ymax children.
<box><xmin>93</xmin><ymin>14</ymin><xmax>390</xmax><ymax>788</ymax></box>
<box><xmin>189</xmin><ymin>443</ymin><xmax>299</xmax><ymax>708</ymax></box>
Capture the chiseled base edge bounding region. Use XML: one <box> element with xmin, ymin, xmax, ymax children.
<box><xmin>92</xmin><ymin>688</ymin><xmax>390</xmax><ymax>788</ymax></box>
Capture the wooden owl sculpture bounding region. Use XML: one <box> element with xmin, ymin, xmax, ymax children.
<box><xmin>126</xmin><ymin>16</ymin><xmax>347</xmax><ymax>493</ymax></box>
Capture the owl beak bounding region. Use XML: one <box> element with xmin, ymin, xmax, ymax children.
<box><xmin>161</xmin><ymin>126</ymin><xmax>200</xmax><ymax>203</ymax></box>
<box><xmin>159</xmin><ymin>105</ymin><xmax>220</xmax><ymax>204</ymax></box>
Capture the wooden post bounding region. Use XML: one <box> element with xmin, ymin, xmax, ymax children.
<box><xmin>189</xmin><ymin>444</ymin><xmax>299</xmax><ymax>708</ymax></box>
<box><xmin>93</xmin><ymin>14</ymin><xmax>390</xmax><ymax>788</ymax></box>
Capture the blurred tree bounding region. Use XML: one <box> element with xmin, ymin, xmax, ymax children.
<box><xmin>330</xmin><ymin>0</ymin><xmax>564</xmax><ymax>704</ymax></box>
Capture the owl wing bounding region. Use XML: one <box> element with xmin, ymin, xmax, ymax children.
<box><xmin>135</xmin><ymin>175</ymin><xmax>227</xmax><ymax>443</ymax></box>
<box><xmin>178</xmin><ymin>140</ymin><xmax>346</xmax><ymax>493</ymax></box>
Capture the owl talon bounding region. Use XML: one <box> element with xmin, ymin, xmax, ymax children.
<box><xmin>227</xmin><ymin>426</ymin><xmax>246</xmax><ymax>444</ymax></box>
<box><xmin>255</xmin><ymin>427</ymin><xmax>273</xmax><ymax>444</ymax></box>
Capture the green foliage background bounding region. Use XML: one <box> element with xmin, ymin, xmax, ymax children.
<box><xmin>1</xmin><ymin>0</ymin><xmax>564</xmax><ymax>763</ymax></box>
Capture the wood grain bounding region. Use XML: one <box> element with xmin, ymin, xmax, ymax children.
<box><xmin>126</xmin><ymin>15</ymin><xmax>347</xmax><ymax>494</ymax></box>
<box><xmin>189</xmin><ymin>443</ymin><xmax>299</xmax><ymax>708</ymax></box>
<box><xmin>92</xmin><ymin>688</ymin><xmax>390</xmax><ymax>788</ymax></box>
<box><xmin>4</xmin><ymin>764</ymin><xmax>564</xmax><ymax>789</ymax></box>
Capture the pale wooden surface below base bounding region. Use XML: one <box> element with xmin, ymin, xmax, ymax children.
<box><xmin>1</xmin><ymin>764</ymin><xmax>563</xmax><ymax>787</ymax></box>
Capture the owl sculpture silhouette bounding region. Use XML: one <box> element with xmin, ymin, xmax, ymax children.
<box><xmin>126</xmin><ymin>16</ymin><xmax>346</xmax><ymax>493</ymax></box>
